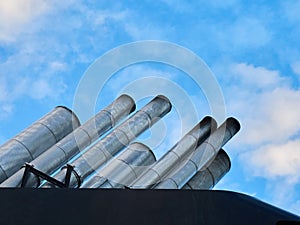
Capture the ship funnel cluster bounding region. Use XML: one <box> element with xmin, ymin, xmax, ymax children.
<box><xmin>0</xmin><ymin>95</ymin><xmax>240</xmax><ymax>189</ymax></box>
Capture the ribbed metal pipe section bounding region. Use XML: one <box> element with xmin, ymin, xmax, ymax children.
<box><xmin>0</xmin><ymin>106</ymin><xmax>80</xmax><ymax>183</ymax></box>
<box><xmin>0</xmin><ymin>95</ymin><xmax>135</xmax><ymax>187</ymax></box>
<box><xmin>42</xmin><ymin>95</ymin><xmax>171</xmax><ymax>188</ymax></box>
<box><xmin>154</xmin><ymin>117</ymin><xmax>240</xmax><ymax>189</ymax></box>
<box><xmin>81</xmin><ymin>142</ymin><xmax>156</xmax><ymax>188</ymax></box>
<box><xmin>182</xmin><ymin>149</ymin><xmax>231</xmax><ymax>190</ymax></box>
<box><xmin>129</xmin><ymin>116</ymin><xmax>217</xmax><ymax>189</ymax></box>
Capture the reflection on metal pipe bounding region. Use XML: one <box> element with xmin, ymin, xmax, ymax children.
<box><xmin>0</xmin><ymin>95</ymin><xmax>135</xmax><ymax>187</ymax></box>
<box><xmin>182</xmin><ymin>149</ymin><xmax>231</xmax><ymax>190</ymax></box>
<box><xmin>81</xmin><ymin>142</ymin><xmax>156</xmax><ymax>188</ymax></box>
<box><xmin>129</xmin><ymin>116</ymin><xmax>217</xmax><ymax>189</ymax></box>
<box><xmin>155</xmin><ymin>118</ymin><xmax>240</xmax><ymax>189</ymax></box>
<box><xmin>0</xmin><ymin>106</ymin><xmax>80</xmax><ymax>183</ymax></box>
<box><xmin>43</xmin><ymin>95</ymin><xmax>171</xmax><ymax>188</ymax></box>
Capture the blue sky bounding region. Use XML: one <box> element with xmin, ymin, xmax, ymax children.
<box><xmin>1</xmin><ymin>0</ymin><xmax>300</xmax><ymax>215</ymax></box>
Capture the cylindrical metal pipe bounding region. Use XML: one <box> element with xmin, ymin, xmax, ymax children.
<box><xmin>42</xmin><ymin>95</ymin><xmax>171</xmax><ymax>188</ymax></box>
<box><xmin>154</xmin><ymin>117</ymin><xmax>240</xmax><ymax>189</ymax></box>
<box><xmin>0</xmin><ymin>95</ymin><xmax>135</xmax><ymax>187</ymax></box>
<box><xmin>81</xmin><ymin>142</ymin><xmax>156</xmax><ymax>188</ymax></box>
<box><xmin>129</xmin><ymin>116</ymin><xmax>217</xmax><ymax>189</ymax></box>
<box><xmin>0</xmin><ymin>106</ymin><xmax>80</xmax><ymax>183</ymax></box>
<box><xmin>182</xmin><ymin>149</ymin><xmax>231</xmax><ymax>190</ymax></box>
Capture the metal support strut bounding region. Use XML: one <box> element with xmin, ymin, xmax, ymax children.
<box><xmin>21</xmin><ymin>163</ymin><xmax>80</xmax><ymax>188</ymax></box>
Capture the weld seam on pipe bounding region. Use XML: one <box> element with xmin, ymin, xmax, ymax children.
<box><xmin>168</xmin><ymin>177</ymin><xmax>179</xmax><ymax>189</ymax></box>
<box><xmin>113</xmin><ymin>129</ymin><xmax>131</xmax><ymax>146</ymax></box>
<box><xmin>118</xmin><ymin>158</ymin><xmax>138</xmax><ymax>178</ymax></box>
<box><xmin>139</xmin><ymin>110</ymin><xmax>154</xmax><ymax>126</ymax></box>
<box><xmin>37</xmin><ymin>122</ymin><xmax>60</xmax><ymax>142</ymax></box>
<box><xmin>202</xmin><ymin>142</ymin><xmax>218</xmax><ymax>155</ymax></box>
<box><xmin>12</xmin><ymin>139</ymin><xmax>34</xmax><ymax>161</ymax></box>
<box><xmin>183</xmin><ymin>149</ymin><xmax>231</xmax><ymax>190</ymax></box>
<box><xmin>0</xmin><ymin>165</ymin><xmax>8</xmax><ymax>179</ymax></box>
<box><xmin>206</xmin><ymin>168</ymin><xmax>215</xmax><ymax>187</ymax></box>
<box><xmin>55</xmin><ymin>145</ymin><xmax>69</xmax><ymax>163</ymax></box>
<box><xmin>149</xmin><ymin>168</ymin><xmax>163</xmax><ymax>181</ymax></box>
<box><xmin>189</xmin><ymin>159</ymin><xmax>199</xmax><ymax>172</ymax></box>
<box><xmin>77</xmin><ymin>127</ymin><xmax>93</xmax><ymax>146</ymax></box>
<box><xmin>170</xmin><ymin>150</ymin><xmax>181</xmax><ymax>160</ymax></box>
<box><xmin>81</xmin><ymin>142</ymin><xmax>156</xmax><ymax>188</ymax></box>
<box><xmin>101</xmin><ymin>110</ymin><xmax>115</xmax><ymax>126</ymax></box>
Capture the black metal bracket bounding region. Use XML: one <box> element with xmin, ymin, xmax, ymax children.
<box><xmin>21</xmin><ymin>163</ymin><xmax>77</xmax><ymax>188</ymax></box>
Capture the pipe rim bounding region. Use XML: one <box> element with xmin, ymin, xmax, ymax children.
<box><xmin>55</xmin><ymin>106</ymin><xmax>81</xmax><ymax>127</ymax></box>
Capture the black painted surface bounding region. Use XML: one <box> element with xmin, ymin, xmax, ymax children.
<box><xmin>0</xmin><ymin>189</ymin><xmax>299</xmax><ymax>225</ymax></box>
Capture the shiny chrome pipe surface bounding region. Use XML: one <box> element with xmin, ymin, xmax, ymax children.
<box><xmin>0</xmin><ymin>106</ymin><xmax>80</xmax><ymax>183</ymax></box>
<box><xmin>0</xmin><ymin>95</ymin><xmax>135</xmax><ymax>187</ymax></box>
<box><xmin>43</xmin><ymin>95</ymin><xmax>171</xmax><ymax>188</ymax></box>
<box><xmin>155</xmin><ymin>117</ymin><xmax>240</xmax><ymax>189</ymax></box>
<box><xmin>182</xmin><ymin>149</ymin><xmax>231</xmax><ymax>190</ymax></box>
<box><xmin>129</xmin><ymin>116</ymin><xmax>217</xmax><ymax>189</ymax></box>
<box><xmin>81</xmin><ymin>142</ymin><xmax>156</xmax><ymax>188</ymax></box>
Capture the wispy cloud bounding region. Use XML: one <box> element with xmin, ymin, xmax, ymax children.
<box><xmin>219</xmin><ymin>62</ymin><xmax>300</xmax><ymax>214</ymax></box>
<box><xmin>230</xmin><ymin>63</ymin><xmax>288</xmax><ymax>90</ymax></box>
<box><xmin>291</xmin><ymin>61</ymin><xmax>300</xmax><ymax>79</ymax></box>
<box><xmin>0</xmin><ymin>0</ymin><xmax>50</xmax><ymax>42</ymax></box>
<box><xmin>214</xmin><ymin>17</ymin><xmax>271</xmax><ymax>50</ymax></box>
<box><xmin>222</xmin><ymin>63</ymin><xmax>299</xmax><ymax>147</ymax></box>
<box><xmin>0</xmin><ymin>1</ymin><xmax>129</xmax><ymax>119</ymax></box>
<box><xmin>245</xmin><ymin>140</ymin><xmax>300</xmax><ymax>182</ymax></box>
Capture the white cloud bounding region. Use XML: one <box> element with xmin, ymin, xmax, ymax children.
<box><xmin>291</xmin><ymin>61</ymin><xmax>300</xmax><ymax>77</ymax></box>
<box><xmin>235</xmin><ymin>87</ymin><xmax>300</xmax><ymax>146</ymax></box>
<box><xmin>0</xmin><ymin>59</ymin><xmax>67</xmax><ymax>119</ymax></box>
<box><xmin>89</xmin><ymin>10</ymin><xmax>128</xmax><ymax>26</ymax></box>
<box><xmin>29</xmin><ymin>78</ymin><xmax>66</xmax><ymax>100</ymax></box>
<box><xmin>231</xmin><ymin>63</ymin><xmax>287</xmax><ymax>89</ymax></box>
<box><xmin>222</xmin><ymin>62</ymin><xmax>300</xmax><ymax>214</ymax></box>
<box><xmin>0</xmin><ymin>0</ymin><xmax>50</xmax><ymax>42</ymax></box>
<box><xmin>49</xmin><ymin>61</ymin><xmax>67</xmax><ymax>72</ymax></box>
<box><xmin>224</xmin><ymin>63</ymin><xmax>300</xmax><ymax>147</ymax></box>
<box><xmin>244</xmin><ymin>139</ymin><xmax>300</xmax><ymax>181</ymax></box>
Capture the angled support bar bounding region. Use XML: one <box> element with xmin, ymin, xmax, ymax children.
<box><xmin>20</xmin><ymin>163</ymin><xmax>79</xmax><ymax>188</ymax></box>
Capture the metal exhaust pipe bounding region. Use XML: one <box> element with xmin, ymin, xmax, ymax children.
<box><xmin>81</xmin><ymin>142</ymin><xmax>156</xmax><ymax>188</ymax></box>
<box><xmin>182</xmin><ymin>149</ymin><xmax>231</xmax><ymax>190</ymax></box>
<box><xmin>0</xmin><ymin>95</ymin><xmax>135</xmax><ymax>187</ymax></box>
<box><xmin>0</xmin><ymin>106</ymin><xmax>80</xmax><ymax>183</ymax></box>
<box><xmin>154</xmin><ymin>117</ymin><xmax>240</xmax><ymax>189</ymax></box>
<box><xmin>42</xmin><ymin>95</ymin><xmax>171</xmax><ymax>188</ymax></box>
<box><xmin>129</xmin><ymin>116</ymin><xmax>217</xmax><ymax>189</ymax></box>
